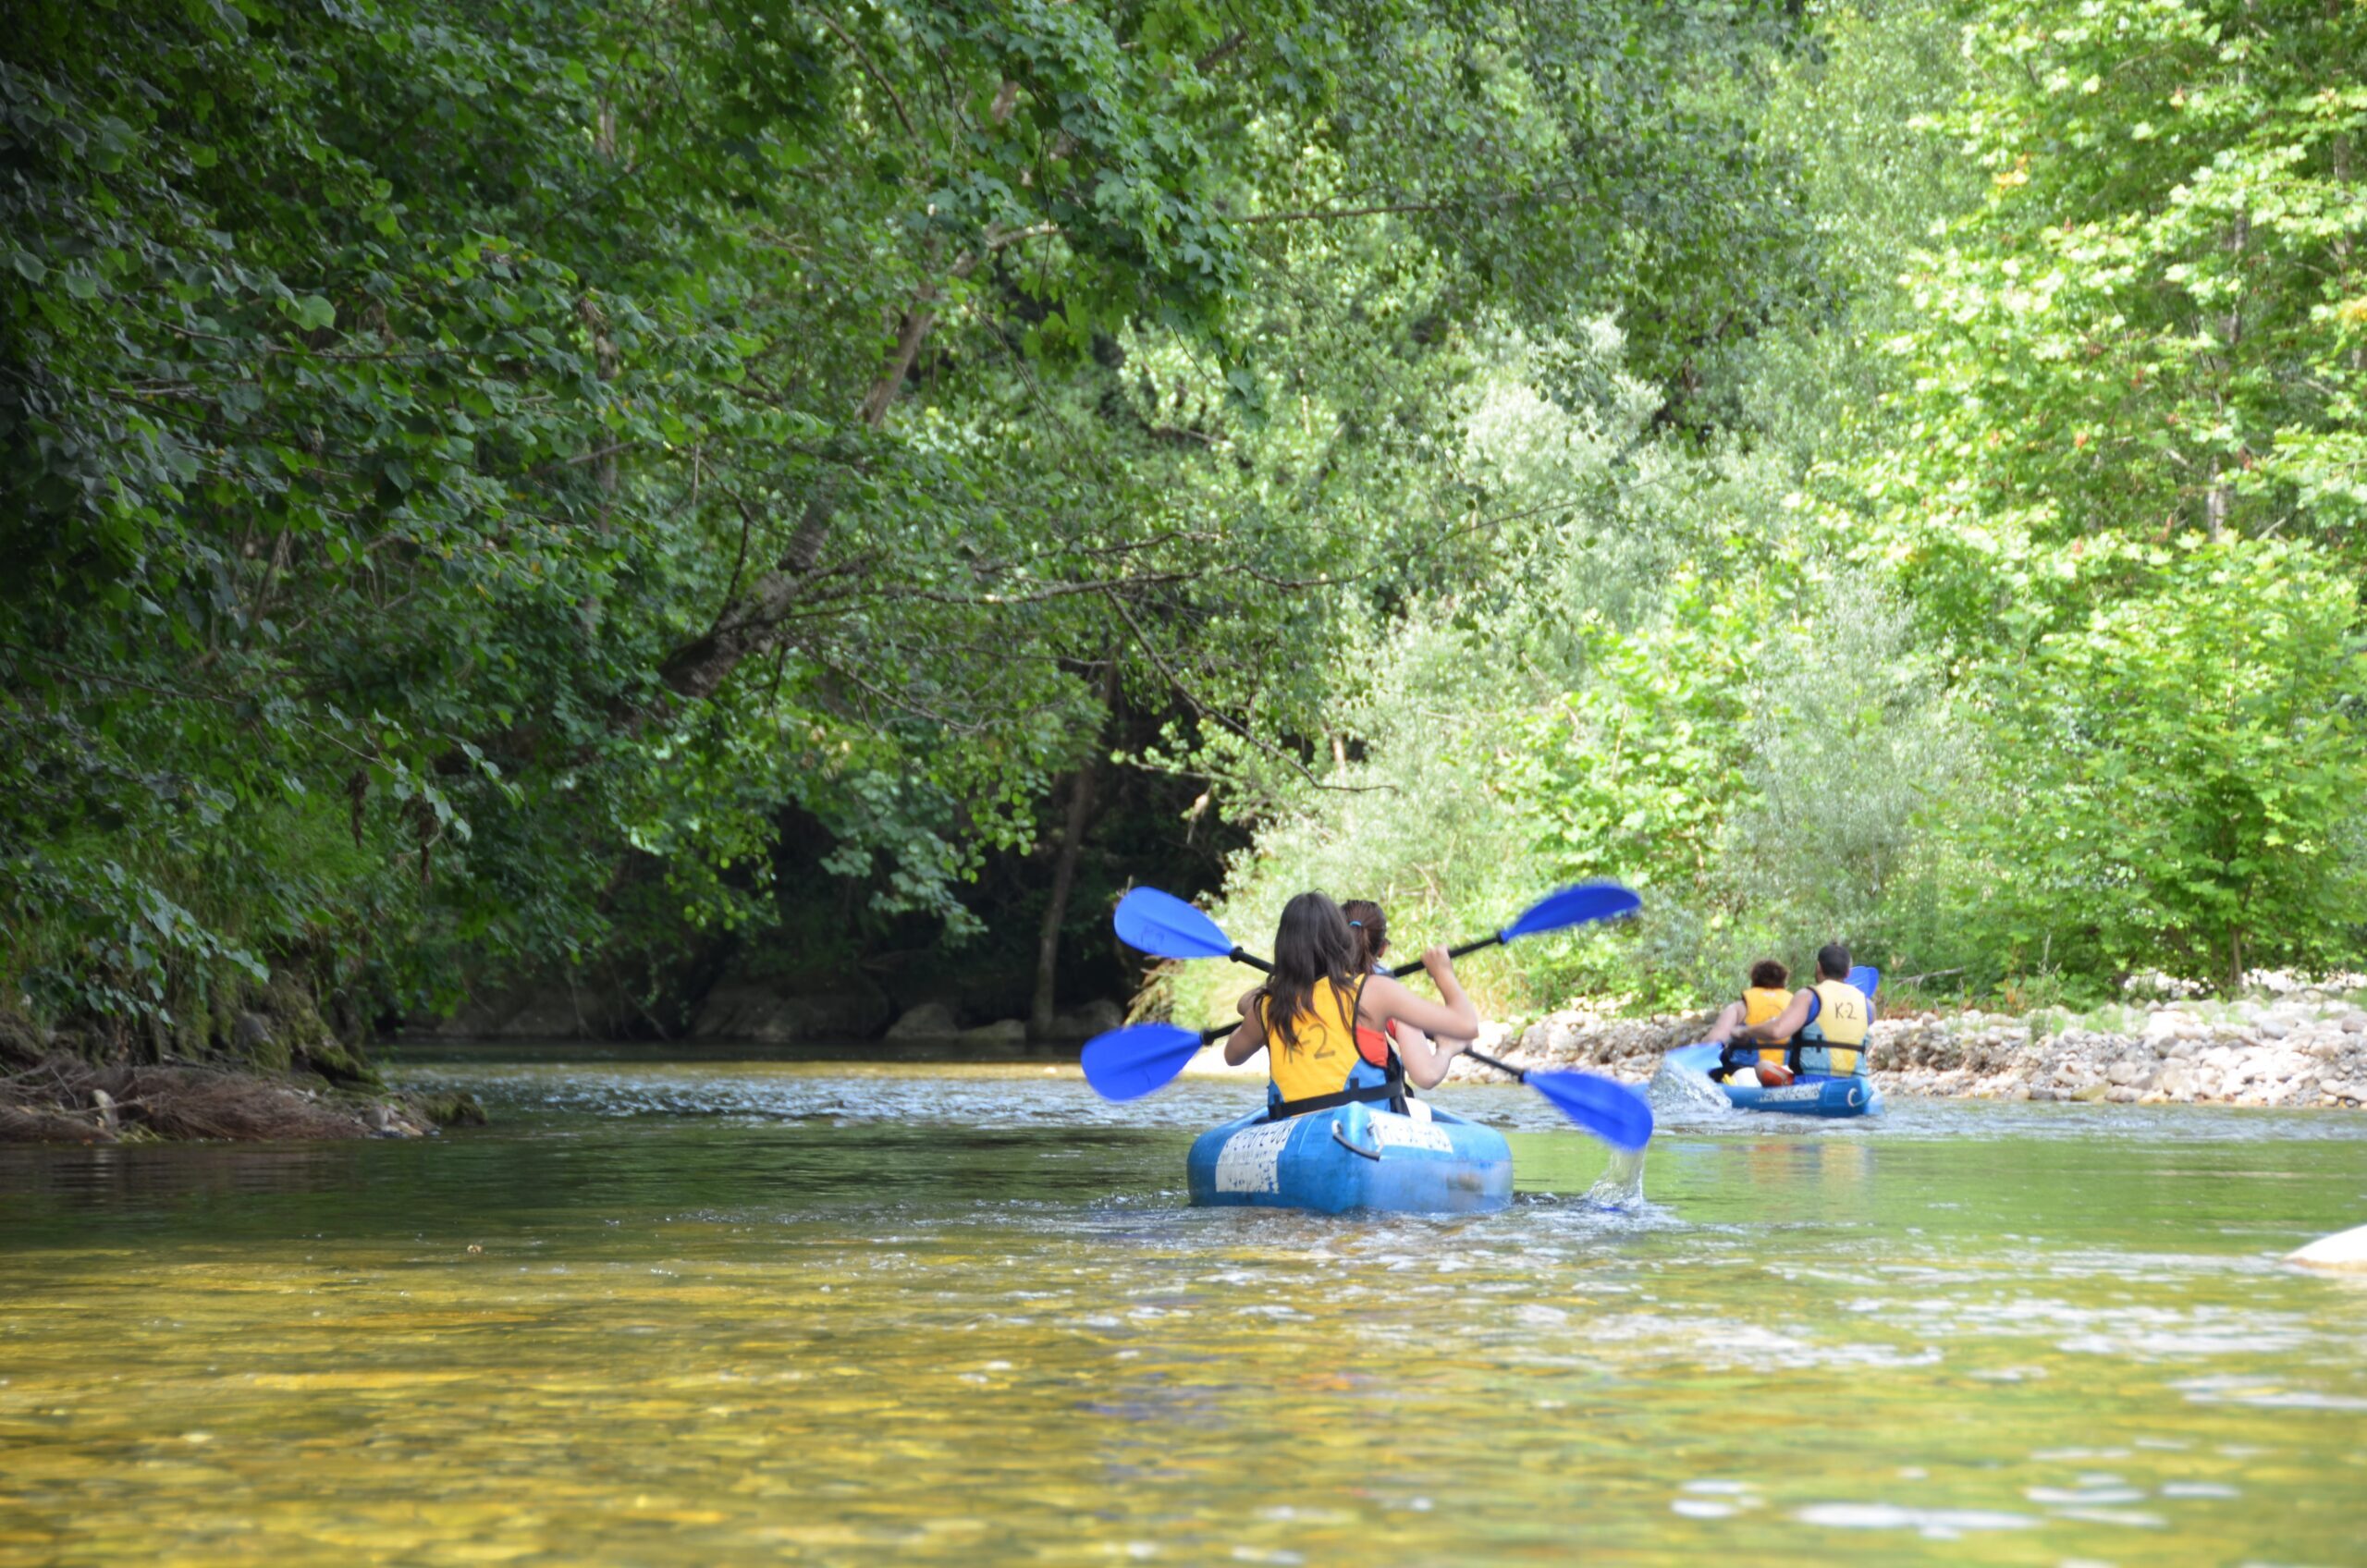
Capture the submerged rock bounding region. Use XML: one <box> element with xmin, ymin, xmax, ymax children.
<box><xmin>958</xmin><ymin>1019</ymin><xmax>1028</xmax><ymax>1051</ymax></box>
<box><xmin>1043</xmin><ymin>1000</ymin><xmax>1125</xmax><ymax>1043</ymax></box>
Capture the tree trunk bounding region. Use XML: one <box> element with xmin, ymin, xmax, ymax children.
<box><xmin>858</xmin><ymin>301</ymin><xmax>938</xmax><ymax>429</ymax></box>
<box><xmin>1028</xmin><ymin>759</ymin><xmax>1100</xmax><ymax>1042</ymax></box>
<box><xmin>1029</xmin><ymin>663</ymin><xmax>1118</xmax><ymax>1041</ymax></box>
<box><xmin>655</xmin><ymin>490</ymin><xmax>833</xmax><ymax>701</ymax></box>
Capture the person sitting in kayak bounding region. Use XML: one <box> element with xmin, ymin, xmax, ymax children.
<box><xmin>1224</xmin><ymin>891</ymin><xmax>1478</xmax><ymax>1119</ymax></box>
<box><xmin>1704</xmin><ymin>959</ymin><xmax>1797</xmax><ymax>1085</ymax></box>
<box><xmin>1341</xmin><ymin>899</ymin><xmax>1440</xmax><ymax>1074</ymax></box>
<box><xmin>1722</xmin><ymin>943</ymin><xmax>1873</xmax><ymax>1079</ymax></box>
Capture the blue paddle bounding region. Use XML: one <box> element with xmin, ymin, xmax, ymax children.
<box><xmin>1079</xmin><ymin>1022</ymin><xmax>1227</xmax><ymax>1102</ymax></box>
<box><xmin>1520</xmin><ymin>1070</ymin><xmax>1655</xmax><ymax>1153</ymax></box>
<box><xmin>1087</xmin><ymin>880</ymin><xmax>1653</xmax><ymax>1147</ymax></box>
<box><xmin>1383</xmin><ymin>881</ymin><xmax>1642</xmax><ymax>977</ymax></box>
<box><xmin>1078</xmin><ymin>1017</ymin><xmax>1655</xmax><ymax>1148</ymax></box>
<box><xmin>1114</xmin><ymin>882</ymin><xmax>1641</xmax><ymax>974</ymax></box>
<box><xmin>1113</xmin><ymin>888</ymin><xmax>1272</xmax><ymax>972</ymax></box>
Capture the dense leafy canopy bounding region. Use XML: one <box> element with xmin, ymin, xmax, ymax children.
<box><xmin>2</xmin><ymin>0</ymin><xmax>2358</xmax><ymax>1051</ymax></box>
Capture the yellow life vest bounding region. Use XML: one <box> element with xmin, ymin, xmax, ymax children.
<box><xmin>1742</xmin><ymin>986</ymin><xmax>1792</xmax><ymax>1067</ymax></box>
<box><xmin>1261</xmin><ymin>976</ymin><xmax>1368</xmax><ymax>1105</ymax></box>
<box><xmin>1797</xmin><ymin>977</ymin><xmax>1870</xmax><ymax>1076</ymax></box>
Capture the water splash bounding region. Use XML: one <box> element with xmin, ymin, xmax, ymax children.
<box><xmin>1582</xmin><ymin>1145</ymin><xmax>1648</xmax><ymax>1209</ymax></box>
<box><xmin>1648</xmin><ymin>1052</ymin><xmax>1735</xmax><ymax>1118</ymax></box>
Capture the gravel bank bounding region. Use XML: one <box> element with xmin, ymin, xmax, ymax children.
<box><xmin>1456</xmin><ymin>993</ymin><xmax>2367</xmax><ymax>1109</ymax></box>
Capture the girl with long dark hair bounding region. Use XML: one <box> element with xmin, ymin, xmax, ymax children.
<box><xmin>1222</xmin><ymin>891</ymin><xmax>1478</xmax><ymax>1117</ymax></box>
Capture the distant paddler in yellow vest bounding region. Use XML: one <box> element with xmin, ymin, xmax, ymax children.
<box><xmin>1222</xmin><ymin>892</ymin><xmax>1479</xmax><ymax>1119</ymax></box>
<box><xmin>1702</xmin><ymin>960</ymin><xmax>1798</xmax><ymax>1084</ymax></box>
<box><xmin>1724</xmin><ymin>943</ymin><xmax>1873</xmax><ymax>1081</ymax></box>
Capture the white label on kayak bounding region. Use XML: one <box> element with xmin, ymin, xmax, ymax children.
<box><xmin>1214</xmin><ymin>1122</ymin><xmax>1293</xmax><ymax>1194</ymax></box>
<box><xmin>1368</xmin><ymin>1116</ymin><xmax>1453</xmax><ymax>1154</ymax></box>
<box><xmin>1756</xmin><ymin>1084</ymin><xmax>1823</xmax><ymax>1104</ymax></box>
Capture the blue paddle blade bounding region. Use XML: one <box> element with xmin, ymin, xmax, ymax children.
<box><xmin>1498</xmin><ymin>882</ymin><xmax>1642</xmax><ymax>942</ymax></box>
<box><xmin>1080</xmin><ymin>1023</ymin><xmax>1207</xmax><ymax>1102</ymax></box>
<box><xmin>1849</xmin><ymin>965</ymin><xmax>1880</xmax><ymax>1001</ymax></box>
<box><xmin>1526</xmin><ymin>1070</ymin><xmax>1655</xmax><ymax>1152</ymax></box>
<box><xmin>1113</xmin><ymin>888</ymin><xmax>1237</xmax><ymax>962</ymax></box>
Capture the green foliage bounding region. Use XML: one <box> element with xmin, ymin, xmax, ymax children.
<box><xmin>7</xmin><ymin>0</ymin><xmax>2353</xmax><ymax>1047</ymax></box>
<box><xmin>1</xmin><ymin>0</ymin><xmax>1847</xmax><ymax>1038</ymax></box>
<box><xmin>1971</xmin><ymin>540</ymin><xmax>2367</xmax><ymax>989</ymax></box>
<box><xmin>1869</xmin><ymin>0</ymin><xmax>2367</xmax><ymax>646</ymax></box>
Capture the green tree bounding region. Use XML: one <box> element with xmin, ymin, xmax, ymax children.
<box><xmin>1975</xmin><ymin>541</ymin><xmax>2367</xmax><ymax>989</ymax></box>
<box><xmin>1866</xmin><ymin>0</ymin><xmax>2367</xmax><ymax>647</ymax></box>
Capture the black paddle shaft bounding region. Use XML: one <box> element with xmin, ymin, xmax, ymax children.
<box><xmin>1463</xmin><ymin>1046</ymin><xmax>1524</xmax><ymax>1082</ymax></box>
<box><xmin>1386</xmin><ymin>932</ymin><xmax>1502</xmax><ymax>978</ymax></box>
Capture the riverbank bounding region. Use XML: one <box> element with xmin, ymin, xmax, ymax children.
<box><xmin>0</xmin><ymin>1011</ymin><xmax>484</xmax><ymax>1143</ymax></box>
<box><xmin>1464</xmin><ymin>992</ymin><xmax>2367</xmax><ymax>1109</ymax></box>
<box><xmin>0</xmin><ymin>1052</ymin><xmax>487</xmax><ymax>1142</ymax></box>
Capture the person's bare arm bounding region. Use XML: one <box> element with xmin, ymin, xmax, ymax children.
<box><xmin>1360</xmin><ymin>947</ymin><xmax>1480</xmax><ymax>1049</ymax></box>
<box><xmin>1222</xmin><ymin>987</ymin><xmax>1268</xmax><ymax>1066</ymax></box>
<box><xmin>1703</xmin><ymin>1000</ymin><xmax>1748</xmax><ymax>1043</ymax></box>
<box><xmin>1397</xmin><ymin>1027</ymin><xmax>1462</xmax><ymax>1090</ymax></box>
<box><xmin>1735</xmin><ymin>988</ymin><xmax>1813</xmax><ymax>1046</ymax></box>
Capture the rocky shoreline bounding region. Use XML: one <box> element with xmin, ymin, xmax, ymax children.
<box><xmin>1457</xmin><ymin>991</ymin><xmax>2367</xmax><ymax>1109</ymax></box>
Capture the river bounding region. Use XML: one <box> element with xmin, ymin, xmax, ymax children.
<box><xmin>3</xmin><ymin>1047</ymin><xmax>2363</xmax><ymax>1565</ymax></box>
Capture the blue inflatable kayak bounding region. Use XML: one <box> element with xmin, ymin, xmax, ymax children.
<box><xmin>1662</xmin><ymin>964</ymin><xmax>1884</xmax><ymax>1119</ymax></box>
<box><xmin>1187</xmin><ymin>1100</ymin><xmax>1513</xmax><ymax>1215</ymax></box>
<box><xmin>1663</xmin><ymin>1042</ymin><xmax>1883</xmax><ymax>1118</ymax></box>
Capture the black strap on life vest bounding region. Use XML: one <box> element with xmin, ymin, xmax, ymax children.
<box><xmin>1266</xmin><ymin>972</ymin><xmax>1407</xmax><ymax>1120</ymax></box>
<box><xmin>1790</xmin><ymin>1035</ymin><xmax>1868</xmax><ymax>1076</ymax></box>
<box><xmin>1267</xmin><ymin>1076</ymin><xmax>1404</xmax><ymax>1120</ymax></box>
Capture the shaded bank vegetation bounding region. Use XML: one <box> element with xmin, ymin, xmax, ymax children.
<box><xmin>2</xmin><ymin>0</ymin><xmax>2361</xmax><ymax>1095</ymax></box>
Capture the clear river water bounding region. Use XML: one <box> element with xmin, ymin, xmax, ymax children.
<box><xmin>3</xmin><ymin>1047</ymin><xmax>2364</xmax><ymax>1566</ymax></box>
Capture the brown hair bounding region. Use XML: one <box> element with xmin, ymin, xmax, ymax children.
<box><xmin>1748</xmin><ymin>959</ymin><xmax>1789</xmax><ymax>991</ymax></box>
<box><xmin>1262</xmin><ymin>891</ymin><xmax>1360</xmax><ymax>1056</ymax></box>
<box><xmin>1340</xmin><ymin>899</ymin><xmax>1388</xmax><ymax>971</ymax></box>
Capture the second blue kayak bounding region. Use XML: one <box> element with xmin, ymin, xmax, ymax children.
<box><xmin>1662</xmin><ymin>1042</ymin><xmax>1883</xmax><ymax>1118</ymax></box>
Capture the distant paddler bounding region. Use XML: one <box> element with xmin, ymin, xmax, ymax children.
<box><xmin>1711</xmin><ymin>942</ymin><xmax>1873</xmax><ymax>1084</ymax></box>
<box><xmin>1699</xmin><ymin>958</ymin><xmax>1798</xmax><ymax>1086</ymax></box>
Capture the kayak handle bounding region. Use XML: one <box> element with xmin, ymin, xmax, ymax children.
<box><xmin>1330</xmin><ymin>1120</ymin><xmax>1383</xmax><ymax>1161</ymax></box>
